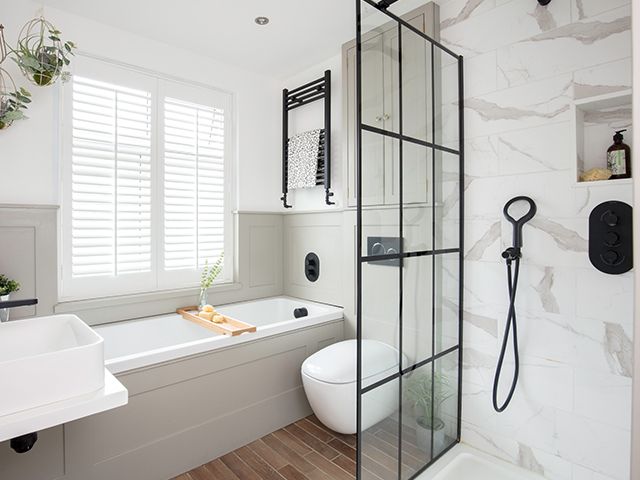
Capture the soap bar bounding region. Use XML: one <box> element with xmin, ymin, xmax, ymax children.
<box><xmin>198</xmin><ymin>311</ymin><xmax>214</xmax><ymax>321</ymax></box>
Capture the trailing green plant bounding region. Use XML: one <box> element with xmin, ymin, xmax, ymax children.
<box><xmin>13</xmin><ymin>17</ymin><xmax>76</xmax><ymax>87</ymax></box>
<box><xmin>404</xmin><ymin>370</ymin><xmax>454</xmax><ymax>428</ymax></box>
<box><xmin>0</xmin><ymin>84</ymin><xmax>31</xmax><ymax>130</ymax></box>
<box><xmin>0</xmin><ymin>274</ymin><xmax>20</xmax><ymax>296</ymax></box>
<box><xmin>200</xmin><ymin>252</ymin><xmax>224</xmax><ymax>290</ymax></box>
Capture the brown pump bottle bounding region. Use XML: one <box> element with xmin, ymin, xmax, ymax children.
<box><xmin>607</xmin><ymin>129</ymin><xmax>631</xmax><ymax>179</ymax></box>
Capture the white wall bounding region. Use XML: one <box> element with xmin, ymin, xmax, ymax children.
<box><xmin>0</xmin><ymin>1</ymin><xmax>282</xmax><ymax>211</ymax></box>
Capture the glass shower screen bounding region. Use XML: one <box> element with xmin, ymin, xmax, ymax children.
<box><xmin>355</xmin><ymin>1</ymin><xmax>464</xmax><ymax>479</ymax></box>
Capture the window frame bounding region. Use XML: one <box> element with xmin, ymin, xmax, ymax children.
<box><xmin>59</xmin><ymin>54</ymin><xmax>236</xmax><ymax>302</ymax></box>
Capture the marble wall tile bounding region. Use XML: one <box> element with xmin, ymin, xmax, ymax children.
<box><xmin>555</xmin><ymin>410</ymin><xmax>631</xmax><ymax>480</ymax></box>
<box><xmin>571</xmin><ymin>182</ymin><xmax>634</xmax><ymax>218</ymax></box>
<box><xmin>570</xmin><ymin>0</ymin><xmax>631</xmax><ymax>22</ymax></box>
<box><xmin>465</xmin><ymin>74</ymin><xmax>572</xmax><ymax>139</ymax></box>
<box><xmin>572</xmin><ymin>57</ymin><xmax>632</xmax><ymax>100</ymax></box>
<box><xmin>441</xmin><ymin>0</ymin><xmax>571</xmax><ymax>57</ymax></box>
<box><xmin>497</xmin><ymin>121</ymin><xmax>573</xmax><ymax>175</ymax></box>
<box><xmin>573</xmin><ymin>368</ymin><xmax>632</xmax><ymax>430</ymax></box>
<box><xmin>497</xmin><ymin>6</ymin><xmax>631</xmax><ymax>89</ymax></box>
<box><xmin>440</xmin><ymin>0</ymin><xmax>496</xmax><ymax>30</ymax></box>
<box><xmin>575</xmin><ymin>269</ymin><xmax>634</xmax><ymax>326</ymax></box>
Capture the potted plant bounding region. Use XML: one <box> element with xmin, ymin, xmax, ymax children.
<box><xmin>0</xmin><ymin>274</ymin><xmax>20</xmax><ymax>322</ymax></box>
<box><xmin>199</xmin><ymin>252</ymin><xmax>224</xmax><ymax>308</ymax></box>
<box><xmin>13</xmin><ymin>17</ymin><xmax>76</xmax><ymax>87</ymax></box>
<box><xmin>404</xmin><ymin>370</ymin><xmax>454</xmax><ymax>452</ymax></box>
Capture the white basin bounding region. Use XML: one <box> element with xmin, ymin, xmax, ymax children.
<box><xmin>0</xmin><ymin>314</ymin><xmax>105</xmax><ymax>417</ymax></box>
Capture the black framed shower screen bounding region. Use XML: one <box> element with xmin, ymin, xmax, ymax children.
<box><xmin>355</xmin><ymin>1</ymin><xmax>464</xmax><ymax>479</ymax></box>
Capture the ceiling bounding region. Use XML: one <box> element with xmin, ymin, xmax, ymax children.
<box><xmin>40</xmin><ymin>0</ymin><xmax>439</xmax><ymax>79</ymax></box>
<box><xmin>40</xmin><ymin>0</ymin><xmax>357</xmax><ymax>79</ymax></box>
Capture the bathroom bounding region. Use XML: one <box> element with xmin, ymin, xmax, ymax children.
<box><xmin>0</xmin><ymin>0</ymin><xmax>637</xmax><ymax>479</ymax></box>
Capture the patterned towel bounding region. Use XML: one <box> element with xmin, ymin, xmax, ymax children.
<box><xmin>287</xmin><ymin>128</ymin><xmax>323</xmax><ymax>190</ymax></box>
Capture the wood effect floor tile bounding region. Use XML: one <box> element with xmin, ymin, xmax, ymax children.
<box><xmin>262</xmin><ymin>433</ymin><xmax>316</xmax><ymax>474</ymax></box>
<box><xmin>278</xmin><ymin>464</ymin><xmax>308</xmax><ymax>480</ymax></box>
<box><xmin>204</xmin><ymin>459</ymin><xmax>240</xmax><ymax>480</ymax></box>
<box><xmin>305</xmin><ymin>451</ymin><xmax>354</xmax><ymax>480</ymax></box>
<box><xmin>249</xmin><ymin>438</ymin><xmax>289</xmax><ymax>470</ymax></box>
<box><xmin>176</xmin><ymin>415</ymin><xmax>357</xmax><ymax>480</ymax></box>
<box><xmin>236</xmin><ymin>445</ymin><xmax>287</xmax><ymax>480</ymax></box>
<box><xmin>220</xmin><ymin>452</ymin><xmax>262</xmax><ymax>480</ymax></box>
<box><xmin>285</xmin><ymin>423</ymin><xmax>340</xmax><ymax>460</ymax></box>
<box><xmin>298</xmin><ymin>417</ymin><xmax>335</xmax><ymax>442</ymax></box>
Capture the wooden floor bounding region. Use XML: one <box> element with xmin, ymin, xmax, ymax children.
<box><xmin>174</xmin><ymin>415</ymin><xmax>357</xmax><ymax>480</ymax></box>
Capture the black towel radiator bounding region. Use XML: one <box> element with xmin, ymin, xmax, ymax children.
<box><xmin>281</xmin><ymin>70</ymin><xmax>334</xmax><ymax>208</ymax></box>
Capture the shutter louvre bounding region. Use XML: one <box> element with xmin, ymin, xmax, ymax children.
<box><xmin>70</xmin><ymin>76</ymin><xmax>152</xmax><ymax>278</ymax></box>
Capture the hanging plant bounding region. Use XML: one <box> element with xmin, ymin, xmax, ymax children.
<box><xmin>0</xmin><ymin>27</ymin><xmax>31</xmax><ymax>130</ymax></box>
<box><xmin>12</xmin><ymin>17</ymin><xmax>76</xmax><ymax>87</ymax></box>
<box><xmin>0</xmin><ymin>69</ymin><xmax>31</xmax><ymax>130</ymax></box>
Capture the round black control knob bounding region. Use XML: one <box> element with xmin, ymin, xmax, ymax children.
<box><xmin>604</xmin><ymin>231</ymin><xmax>620</xmax><ymax>246</ymax></box>
<box><xmin>602</xmin><ymin>211</ymin><xmax>619</xmax><ymax>227</ymax></box>
<box><xmin>602</xmin><ymin>250</ymin><xmax>620</xmax><ymax>265</ymax></box>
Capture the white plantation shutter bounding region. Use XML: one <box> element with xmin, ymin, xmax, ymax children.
<box><xmin>163</xmin><ymin>97</ymin><xmax>225</xmax><ymax>271</ymax></box>
<box><xmin>62</xmin><ymin>56</ymin><xmax>233</xmax><ymax>300</ymax></box>
<box><xmin>70</xmin><ymin>76</ymin><xmax>152</xmax><ymax>278</ymax></box>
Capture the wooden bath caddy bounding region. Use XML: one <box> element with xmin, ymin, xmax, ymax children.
<box><xmin>177</xmin><ymin>307</ymin><xmax>257</xmax><ymax>336</ymax></box>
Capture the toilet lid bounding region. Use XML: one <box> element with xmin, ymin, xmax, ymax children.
<box><xmin>302</xmin><ymin>339</ymin><xmax>399</xmax><ymax>385</ymax></box>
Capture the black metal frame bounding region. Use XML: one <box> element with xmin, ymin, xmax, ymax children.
<box><xmin>355</xmin><ymin>1</ymin><xmax>464</xmax><ymax>478</ymax></box>
<box><xmin>281</xmin><ymin>70</ymin><xmax>335</xmax><ymax>208</ymax></box>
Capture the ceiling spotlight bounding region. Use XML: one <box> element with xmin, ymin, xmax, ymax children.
<box><xmin>255</xmin><ymin>16</ymin><xmax>270</xmax><ymax>26</ymax></box>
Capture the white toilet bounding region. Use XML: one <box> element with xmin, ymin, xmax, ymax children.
<box><xmin>301</xmin><ymin>339</ymin><xmax>399</xmax><ymax>434</ymax></box>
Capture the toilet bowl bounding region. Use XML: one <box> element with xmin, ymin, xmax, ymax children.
<box><xmin>301</xmin><ymin>339</ymin><xmax>399</xmax><ymax>434</ymax></box>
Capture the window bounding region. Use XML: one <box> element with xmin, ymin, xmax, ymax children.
<box><xmin>61</xmin><ymin>56</ymin><xmax>233</xmax><ymax>300</ymax></box>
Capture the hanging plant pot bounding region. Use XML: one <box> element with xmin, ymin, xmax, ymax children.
<box><xmin>13</xmin><ymin>17</ymin><xmax>76</xmax><ymax>87</ymax></box>
<box><xmin>0</xmin><ymin>67</ymin><xmax>31</xmax><ymax>130</ymax></box>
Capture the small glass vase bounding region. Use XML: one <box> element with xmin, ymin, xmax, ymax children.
<box><xmin>0</xmin><ymin>294</ymin><xmax>9</xmax><ymax>322</ymax></box>
<box><xmin>198</xmin><ymin>288</ymin><xmax>208</xmax><ymax>309</ymax></box>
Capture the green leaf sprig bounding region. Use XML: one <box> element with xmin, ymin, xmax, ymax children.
<box><xmin>200</xmin><ymin>252</ymin><xmax>224</xmax><ymax>290</ymax></box>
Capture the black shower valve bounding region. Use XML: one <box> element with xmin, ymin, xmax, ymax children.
<box><xmin>501</xmin><ymin>247</ymin><xmax>521</xmax><ymax>262</ymax></box>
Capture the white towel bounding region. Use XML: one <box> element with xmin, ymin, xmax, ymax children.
<box><xmin>287</xmin><ymin>129</ymin><xmax>323</xmax><ymax>190</ymax></box>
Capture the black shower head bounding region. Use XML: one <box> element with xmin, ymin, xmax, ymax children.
<box><xmin>538</xmin><ymin>0</ymin><xmax>552</xmax><ymax>5</ymax></box>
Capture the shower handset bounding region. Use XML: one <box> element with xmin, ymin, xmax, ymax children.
<box><xmin>501</xmin><ymin>196</ymin><xmax>537</xmax><ymax>261</ymax></box>
<box><xmin>493</xmin><ymin>196</ymin><xmax>537</xmax><ymax>413</ymax></box>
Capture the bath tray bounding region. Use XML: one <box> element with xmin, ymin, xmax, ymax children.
<box><xmin>177</xmin><ymin>307</ymin><xmax>257</xmax><ymax>336</ymax></box>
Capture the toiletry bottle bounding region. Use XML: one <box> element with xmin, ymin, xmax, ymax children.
<box><xmin>607</xmin><ymin>129</ymin><xmax>631</xmax><ymax>179</ymax></box>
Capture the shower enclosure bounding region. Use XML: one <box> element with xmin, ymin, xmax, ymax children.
<box><xmin>355</xmin><ymin>1</ymin><xmax>464</xmax><ymax>479</ymax></box>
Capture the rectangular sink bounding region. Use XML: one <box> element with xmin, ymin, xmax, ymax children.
<box><xmin>0</xmin><ymin>314</ymin><xmax>105</xmax><ymax>417</ymax></box>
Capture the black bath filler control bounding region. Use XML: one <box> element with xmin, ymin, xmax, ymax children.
<box><xmin>589</xmin><ymin>201</ymin><xmax>633</xmax><ymax>275</ymax></box>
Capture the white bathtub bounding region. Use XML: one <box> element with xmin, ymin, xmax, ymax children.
<box><xmin>418</xmin><ymin>444</ymin><xmax>546</xmax><ymax>480</ymax></box>
<box><xmin>94</xmin><ymin>296</ymin><xmax>343</xmax><ymax>374</ymax></box>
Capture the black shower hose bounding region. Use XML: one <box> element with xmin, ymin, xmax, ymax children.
<box><xmin>492</xmin><ymin>254</ymin><xmax>521</xmax><ymax>413</ymax></box>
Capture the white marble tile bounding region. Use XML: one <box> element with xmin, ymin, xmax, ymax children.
<box><xmin>440</xmin><ymin>0</ymin><xmax>496</xmax><ymax>30</ymax></box>
<box><xmin>572</xmin><ymin>464</ymin><xmax>619</xmax><ymax>480</ymax></box>
<box><xmin>574</xmin><ymin>269</ymin><xmax>634</xmax><ymax>327</ymax></box>
<box><xmin>572</xmin><ymin>57</ymin><xmax>632</xmax><ymax>100</ymax></box>
<box><xmin>465</xmin><ymin>74</ymin><xmax>573</xmax><ymax>139</ymax></box>
<box><xmin>462</xmin><ymin>423</ymin><xmax>574</xmax><ymax>480</ymax></box>
<box><xmin>464</xmin><ymin>218</ymin><xmax>502</xmax><ymax>261</ymax></box>
<box><xmin>497</xmin><ymin>121</ymin><xmax>573</xmax><ymax>175</ymax></box>
<box><xmin>569</xmin><ymin>316</ymin><xmax>633</xmax><ymax>378</ymax></box>
<box><xmin>571</xmin><ymin>183</ymin><xmax>634</xmax><ymax>218</ymax></box>
<box><xmin>497</xmin><ymin>6</ymin><xmax>631</xmax><ymax>89</ymax></box>
<box><xmin>464</xmin><ymin>135</ymin><xmax>500</xmax><ymax>177</ymax></box>
<box><xmin>570</xmin><ymin>0</ymin><xmax>631</xmax><ymax>22</ymax></box>
<box><xmin>441</xmin><ymin>0</ymin><xmax>571</xmax><ymax>57</ymax></box>
<box><xmin>556</xmin><ymin>410</ymin><xmax>631</xmax><ymax>480</ymax></box>
<box><xmin>573</xmin><ymin>368</ymin><xmax>632</xmax><ymax>430</ymax></box>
